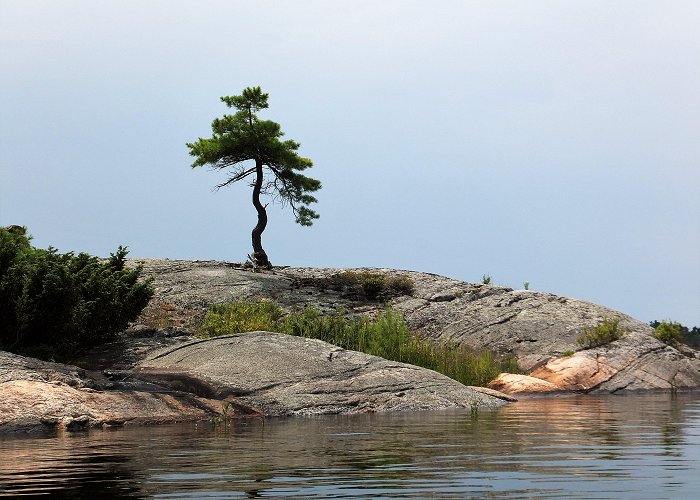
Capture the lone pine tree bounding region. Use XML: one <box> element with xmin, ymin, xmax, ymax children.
<box><xmin>187</xmin><ymin>87</ymin><xmax>320</xmax><ymax>269</ymax></box>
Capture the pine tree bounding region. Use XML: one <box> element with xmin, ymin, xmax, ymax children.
<box><xmin>187</xmin><ymin>87</ymin><xmax>321</xmax><ymax>268</ymax></box>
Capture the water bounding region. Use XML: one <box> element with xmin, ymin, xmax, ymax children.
<box><xmin>1</xmin><ymin>392</ymin><xmax>699</xmax><ymax>498</ymax></box>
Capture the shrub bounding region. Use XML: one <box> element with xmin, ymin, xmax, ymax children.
<box><xmin>0</xmin><ymin>227</ymin><xmax>153</xmax><ymax>361</ymax></box>
<box><xmin>654</xmin><ymin>320</ymin><xmax>683</xmax><ymax>345</ymax></box>
<box><xmin>576</xmin><ymin>318</ymin><xmax>623</xmax><ymax>349</ymax></box>
<box><xmin>562</xmin><ymin>349</ymin><xmax>575</xmax><ymax>357</ymax></box>
<box><xmin>481</xmin><ymin>274</ymin><xmax>491</xmax><ymax>285</ymax></box>
<box><xmin>332</xmin><ymin>271</ymin><xmax>414</xmax><ymax>300</ymax></box>
<box><xmin>199</xmin><ymin>300</ymin><xmax>519</xmax><ymax>386</ymax></box>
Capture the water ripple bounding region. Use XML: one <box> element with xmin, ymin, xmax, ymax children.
<box><xmin>1</xmin><ymin>392</ymin><xmax>699</xmax><ymax>498</ymax></box>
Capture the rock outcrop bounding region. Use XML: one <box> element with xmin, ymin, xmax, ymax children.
<box><xmin>0</xmin><ymin>350</ymin><xmax>247</xmax><ymax>434</ymax></box>
<box><xmin>130</xmin><ymin>259</ymin><xmax>700</xmax><ymax>394</ymax></box>
<box><xmin>488</xmin><ymin>331</ymin><xmax>700</xmax><ymax>395</ymax></box>
<box><xmin>3</xmin><ymin>258</ymin><xmax>697</xmax><ymax>434</ymax></box>
<box><xmin>135</xmin><ymin>332</ymin><xmax>512</xmax><ymax>416</ymax></box>
<box><xmin>0</xmin><ymin>330</ymin><xmax>512</xmax><ymax>434</ymax></box>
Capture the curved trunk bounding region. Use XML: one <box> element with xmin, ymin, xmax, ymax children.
<box><xmin>251</xmin><ymin>159</ymin><xmax>272</xmax><ymax>269</ymax></box>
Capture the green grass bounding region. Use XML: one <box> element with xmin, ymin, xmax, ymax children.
<box><xmin>198</xmin><ymin>300</ymin><xmax>518</xmax><ymax>387</ymax></box>
<box><xmin>199</xmin><ymin>300</ymin><xmax>284</xmax><ymax>337</ymax></box>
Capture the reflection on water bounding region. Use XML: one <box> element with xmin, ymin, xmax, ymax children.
<box><xmin>1</xmin><ymin>392</ymin><xmax>699</xmax><ymax>498</ymax></box>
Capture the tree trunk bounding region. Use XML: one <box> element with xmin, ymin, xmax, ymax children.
<box><xmin>251</xmin><ymin>158</ymin><xmax>272</xmax><ymax>269</ymax></box>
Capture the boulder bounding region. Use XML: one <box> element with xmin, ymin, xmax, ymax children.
<box><xmin>136</xmin><ymin>332</ymin><xmax>512</xmax><ymax>416</ymax></box>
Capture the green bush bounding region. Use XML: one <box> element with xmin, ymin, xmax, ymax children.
<box><xmin>576</xmin><ymin>318</ymin><xmax>623</xmax><ymax>349</ymax></box>
<box><xmin>650</xmin><ymin>319</ymin><xmax>699</xmax><ymax>348</ymax></box>
<box><xmin>199</xmin><ymin>300</ymin><xmax>519</xmax><ymax>387</ymax></box>
<box><xmin>332</xmin><ymin>271</ymin><xmax>414</xmax><ymax>300</ymax></box>
<box><xmin>654</xmin><ymin>320</ymin><xmax>683</xmax><ymax>345</ymax></box>
<box><xmin>0</xmin><ymin>227</ymin><xmax>154</xmax><ymax>361</ymax></box>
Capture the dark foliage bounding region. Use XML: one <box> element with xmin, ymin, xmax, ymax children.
<box><xmin>0</xmin><ymin>227</ymin><xmax>153</xmax><ymax>361</ymax></box>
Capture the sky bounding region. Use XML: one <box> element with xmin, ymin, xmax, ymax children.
<box><xmin>1</xmin><ymin>0</ymin><xmax>698</xmax><ymax>326</ymax></box>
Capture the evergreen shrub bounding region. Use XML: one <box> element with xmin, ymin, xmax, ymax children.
<box><xmin>654</xmin><ymin>320</ymin><xmax>683</xmax><ymax>345</ymax></box>
<box><xmin>0</xmin><ymin>227</ymin><xmax>153</xmax><ymax>360</ymax></box>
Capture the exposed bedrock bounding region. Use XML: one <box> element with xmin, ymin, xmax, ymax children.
<box><xmin>135</xmin><ymin>332</ymin><xmax>512</xmax><ymax>416</ymax></box>
<box><xmin>0</xmin><ymin>330</ymin><xmax>511</xmax><ymax>434</ymax></box>
<box><xmin>130</xmin><ymin>259</ymin><xmax>699</xmax><ymax>395</ymax></box>
<box><xmin>0</xmin><ymin>350</ymin><xmax>244</xmax><ymax>434</ymax></box>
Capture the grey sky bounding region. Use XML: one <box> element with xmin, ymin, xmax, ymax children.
<box><xmin>1</xmin><ymin>0</ymin><xmax>698</xmax><ymax>326</ymax></box>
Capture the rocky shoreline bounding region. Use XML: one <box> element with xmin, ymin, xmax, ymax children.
<box><xmin>0</xmin><ymin>330</ymin><xmax>511</xmax><ymax>434</ymax></box>
<box><xmin>2</xmin><ymin>259</ymin><xmax>698</xmax><ymax>434</ymax></box>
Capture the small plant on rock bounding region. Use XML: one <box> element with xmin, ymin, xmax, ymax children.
<box><xmin>332</xmin><ymin>271</ymin><xmax>414</xmax><ymax>300</ymax></box>
<box><xmin>654</xmin><ymin>320</ymin><xmax>683</xmax><ymax>345</ymax></box>
<box><xmin>481</xmin><ymin>274</ymin><xmax>491</xmax><ymax>285</ymax></box>
<box><xmin>576</xmin><ymin>318</ymin><xmax>623</xmax><ymax>349</ymax></box>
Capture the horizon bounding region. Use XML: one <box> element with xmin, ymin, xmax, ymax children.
<box><xmin>1</xmin><ymin>1</ymin><xmax>698</xmax><ymax>326</ymax></box>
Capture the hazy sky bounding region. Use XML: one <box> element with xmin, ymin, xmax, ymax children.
<box><xmin>1</xmin><ymin>1</ymin><xmax>698</xmax><ymax>326</ymax></box>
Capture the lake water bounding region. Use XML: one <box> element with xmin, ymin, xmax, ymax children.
<box><xmin>1</xmin><ymin>392</ymin><xmax>699</xmax><ymax>498</ymax></box>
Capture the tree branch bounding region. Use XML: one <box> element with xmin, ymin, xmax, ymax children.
<box><xmin>267</xmin><ymin>165</ymin><xmax>304</xmax><ymax>218</ymax></box>
<box><xmin>215</xmin><ymin>167</ymin><xmax>256</xmax><ymax>190</ymax></box>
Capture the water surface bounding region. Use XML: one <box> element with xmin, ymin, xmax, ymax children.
<box><xmin>1</xmin><ymin>392</ymin><xmax>699</xmax><ymax>498</ymax></box>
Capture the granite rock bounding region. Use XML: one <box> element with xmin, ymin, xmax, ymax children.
<box><xmin>128</xmin><ymin>259</ymin><xmax>700</xmax><ymax>393</ymax></box>
<box><xmin>136</xmin><ymin>331</ymin><xmax>512</xmax><ymax>416</ymax></box>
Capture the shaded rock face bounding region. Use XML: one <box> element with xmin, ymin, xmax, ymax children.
<box><xmin>136</xmin><ymin>332</ymin><xmax>511</xmax><ymax>416</ymax></box>
<box><xmin>0</xmin><ymin>350</ymin><xmax>95</xmax><ymax>388</ymax></box>
<box><xmin>0</xmin><ymin>380</ymin><xmax>227</xmax><ymax>434</ymax></box>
